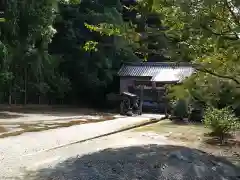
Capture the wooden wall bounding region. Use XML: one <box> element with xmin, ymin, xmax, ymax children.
<box><xmin>119</xmin><ymin>77</ymin><xmax>151</xmax><ymax>93</ymax></box>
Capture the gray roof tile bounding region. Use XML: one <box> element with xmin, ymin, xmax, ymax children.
<box><xmin>118</xmin><ymin>62</ymin><xmax>194</xmax><ymax>82</ymax></box>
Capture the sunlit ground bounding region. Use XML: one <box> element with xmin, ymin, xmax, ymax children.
<box><xmin>135</xmin><ymin>119</ymin><xmax>240</xmax><ymax>166</ymax></box>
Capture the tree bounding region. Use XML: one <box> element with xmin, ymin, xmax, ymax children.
<box><xmin>154</xmin><ymin>0</ymin><xmax>240</xmax><ymax>81</ymax></box>
<box><xmin>85</xmin><ymin>0</ymin><xmax>169</xmax><ymax>61</ymax></box>
<box><xmin>150</xmin><ymin>0</ymin><xmax>240</xmax><ymax>111</ymax></box>
<box><xmin>1</xmin><ymin>0</ymin><xmax>238</xmax><ymax>108</ymax></box>
<box><xmin>0</xmin><ymin>0</ymin><xmax>60</xmax><ymax>104</ymax></box>
<box><xmin>49</xmin><ymin>0</ymin><xmax>139</xmax><ymax>104</ymax></box>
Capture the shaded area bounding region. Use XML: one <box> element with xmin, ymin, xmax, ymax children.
<box><xmin>204</xmin><ymin>132</ymin><xmax>240</xmax><ymax>147</ymax></box>
<box><xmin>205</xmin><ymin>137</ymin><xmax>240</xmax><ymax>147</ymax></box>
<box><xmin>25</xmin><ymin>145</ymin><xmax>240</xmax><ymax>180</ymax></box>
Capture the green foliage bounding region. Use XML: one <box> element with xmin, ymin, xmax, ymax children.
<box><xmin>167</xmin><ymin>84</ymin><xmax>190</xmax><ymax>101</ymax></box>
<box><xmin>0</xmin><ymin>0</ymin><xmax>239</xmax><ymax>108</ymax></box>
<box><xmin>84</xmin><ymin>23</ymin><xmax>121</xmax><ymax>36</ymax></box>
<box><xmin>0</xmin><ymin>0</ymin><xmax>70</xmax><ymax>104</ymax></box>
<box><xmin>154</xmin><ymin>0</ymin><xmax>240</xmax><ymax>114</ymax></box>
<box><xmin>203</xmin><ymin>107</ymin><xmax>239</xmax><ymax>141</ymax></box>
<box><xmin>0</xmin><ymin>0</ymin><xmax>169</xmax><ymax>104</ymax></box>
<box><xmin>83</xmin><ymin>0</ymin><xmax>169</xmax><ymax>61</ymax></box>
<box><xmin>155</xmin><ymin>0</ymin><xmax>240</xmax><ymax>77</ymax></box>
<box><xmin>172</xmin><ymin>99</ymin><xmax>189</xmax><ymax>119</ymax></box>
<box><xmin>82</xmin><ymin>40</ymin><xmax>98</xmax><ymax>52</ymax></box>
<box><xmin>48</xmin><ymin>0</ymin><xmax>141</xmax><ymax>104</ymax></box>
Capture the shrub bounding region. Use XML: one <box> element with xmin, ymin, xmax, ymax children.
<box><xmin>203</xmin><ymin>106</ymin><xmax>239</xmax><ymax>142</ymax></box>
<box><xmin>189</xmin><ymin>102</ymin><xmax>205</xmax><ymax>122</ymax></box>
<box><xmin>172</xmin><ymin>99</ymin><xmax>189</xmax><ymax>120</ymax></box>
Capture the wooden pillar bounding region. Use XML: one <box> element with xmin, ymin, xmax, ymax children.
<box><xmin>163</xmin><ymin>88</ymin><xmax>168</xmax><ymax>116</ymax></box>
<box><xmin>139</xmin><ymin>85</ymin><xmax>144</xmax><ymax>115</ymax></box>
<box><xmin>157</xmin><ymin>89</ymin><xmax>160</xmax><ymax>113</ymax></box>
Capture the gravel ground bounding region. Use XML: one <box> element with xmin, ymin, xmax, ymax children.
<box><xmin>5</xmin><ymin>131</ymin><xmax>240</xmax><ymax>180</ymax></box>
<box><xmin>0</xmin><ymin>114</ymin><xmax>164</xmax><ymax>179</ymax></box>
<box><xmin>3</xmin><ymin>131</ymin><xmax>177</xmax><ymax>180</ymax></box>
<box><xmin>1</xmin><ymin>113</ymin><xmax>239</xmax><ymax>180</ymax></box>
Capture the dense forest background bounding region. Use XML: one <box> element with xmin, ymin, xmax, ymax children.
<box><xmin>0</xmin><ymin>0</ymin><xmax>239</xmax><ymax>111</ymax></box>
<box><xmin>0</xmin><ymin>0</ymin><xmax>169</xmax><ymax>106</ymax></box>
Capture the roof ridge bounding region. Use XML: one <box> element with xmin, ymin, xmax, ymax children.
<box><xmin>123</xmin><ymin>61</ymin><xmax>192</xmax><ymax>66</ymax></box>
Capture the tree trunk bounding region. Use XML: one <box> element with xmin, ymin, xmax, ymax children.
<box><xmin>38</xmin><ymin>95</ymin><xmax>41</xmax><ymax>104</ymax></box>
<box><xmin>219</xmin><ymin>133</ymin><xmax>225</xmax><ymax>145</ymax></box>
<box><xmin>8</xmin><ymin>91</ymin><xmax>11</xmax><ymax>105</ymax></box>
<box><xmin>8</xmin><ymin>83</ymin><xmax>12</xmax><ymax>105</ymax></box>
<box><xmin>24</xmin><ymin>67</ymin><xmax>27</xmax><ymax>105</ymax></box>
<box><xmin>14</xmin><ymin>93</ymin><xmax>16</xmax><ymax>105</ymax></box>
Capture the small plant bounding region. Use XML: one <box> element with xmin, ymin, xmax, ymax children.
<box><xmin>203</xmin><ymin>106</ymin><xmax>239</xmax><ymax>143</ymax></box>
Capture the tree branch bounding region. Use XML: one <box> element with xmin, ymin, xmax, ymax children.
<box><xmin>193</xmin><ymin>64</ymin><xmax>240</xmax><ymax>85</ymax></box>
<box><xmin>224</xmin><ymin>0</ymin><xmax>240</xmax><ymax>26</ymax></box>
<box><xmin>227</xmin><ymin>24</ymin><xmax>239</xmax><ymax>39</ymax></box>
<box><xmin>200</xmin><ymin>23</ymin><xmax>239</xmax><ymax>40</ymax></box>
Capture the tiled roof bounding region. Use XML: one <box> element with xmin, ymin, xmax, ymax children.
<box><xmin>151</xmin><ymin>67</ymin><xmax>194</xmax><ymax>82</ymax></box>
<box><xmin>118</xmin><ymin>62</ymin><xmax>194</xmax><ymax>82</ymax></box>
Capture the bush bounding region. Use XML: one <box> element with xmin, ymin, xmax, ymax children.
<box><xmin>203</xmin><ymin>106</ymin><xmax>239</xmax><ymax>142</ymax></box>
<box><xmin>172</xmin><ymin>99</ymin><xmax>189</xmax><ymax>120</ymax></box>
<box><xmin>189</xmin><ymin>102</ymin><xmax>205</xmax><ymax>122</ymax></box>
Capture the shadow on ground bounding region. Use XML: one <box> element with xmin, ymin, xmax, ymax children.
<box><xmin>25</xmin><ymin>145</ymin><xmax>240</xmax><ymax>180</ymax></box>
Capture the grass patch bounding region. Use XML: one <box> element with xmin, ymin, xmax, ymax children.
<box><xmin>0</xmin><ymin>18</ymin><xmax>5</xmax><ymax>22</ymax></box>
<box><xmin>134</xmin><ymin>119</ymin><xmax>240</xmax><ymax>166</ymax></box>
<box><xmin>135</xmin><ymin>119</ymin><xmax>208</xmax><ymax>142</ymax></box>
